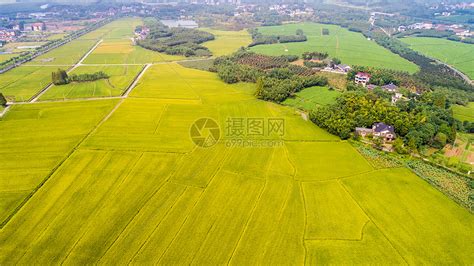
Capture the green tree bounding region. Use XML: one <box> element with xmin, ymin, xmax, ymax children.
<box><xmin>393</xmin><ymin>138</ymin><xmax>407</xmax><ymax>154</ymax></box>
<box><xmin>0</xmin><ymin>93</ymin><xmax>7</xmax><ymax>106</ymax></box>
<box><xmin>255</xmin><ymin>77</ymin><xmax>264</xmax><ymax>99</ymax></box>
<box><xmin>433</xmin><ymin>132</ymin><xmax>447</xmax><ymax>148</ymax></box>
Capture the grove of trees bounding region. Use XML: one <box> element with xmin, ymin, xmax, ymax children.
<box><xmin>52</xmin><ymin>69</ymin><xmax>109</xmax><ymax>85</ymax></box>
<box><xmin>137</xmin><ymin>19</ymin><xmax>214</xmax><ymax>57</ymax></box>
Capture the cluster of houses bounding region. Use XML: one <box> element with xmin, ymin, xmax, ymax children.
<box><xmin>133</xmin><ymin>26</ymin><xmax>150</xmax><ymax>42</ymax></box>
<box><xmin>0</xmin><ymin>22</ymin><xmax>47</xmax><ymax>43</ymax></box>
<box><xmin>323</xmin><ymin>64</ymin><xmax>352</xmax><ymax>74</ymax></box>
<box><xmin>0</xmin><ymin>28</ymin><xmax>18</xmax><ymax>43</ymax></box>
<box><xmin>355</xmin><ymin>72</ymin><xmax>404</xmax><ymax>105</ymax></box>
<box><xmin>398</xmin><ymin>22</ymin><xmax>472</xmax><ymax>37</ymax></box>
<box><xmin>268</xmin><ymin>5</ymin><xmax>315</xmax><ymax>17</ymax></box>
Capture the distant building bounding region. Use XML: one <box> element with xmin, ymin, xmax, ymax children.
<box><xmin>366</xmin><ymin>83</ymin><xmax>399</xmax><ymax>93</ymax></box>
<box><xmin>408</xmin><ymin>22</ymin><xmax>433</xmax><ymax>30</ymax></box>
<box><xmin>160</xmin><ymin>20</ymin><xmax>198</xmax><ymax>29</ymax></box>
<box><xmin>335</xmin><ymin>64</ymin><xmax>351</xmax><ymax>73</ymax></box>
<box><xmin>0</xmin><ymin>28</ymin><xmax>18</xmax><ymax>42</ymax></box>
<box><xmin>25</xmin><ymin>22</ymin><xmax>45</xmax><ymax>32</ymax></box>
<box><xmin>355</xmin><ymin>72</ymin><xmax>371</xmax><ymax>87</ymax></box>
<box><xmin>356</xmin><ymin>122</ymin><xmax>396</xmax><ymax>142</ymax></box>
<box><xmin>397</xmin><ymin>25</ymin><xmax>407</xmax><ymax>32</ymax></box>
<box><xmin>381</xmin><ymin>83</ymin><xmax>398</xmax><ymax>93</ymax></box>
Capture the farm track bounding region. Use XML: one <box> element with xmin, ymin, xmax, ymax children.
<box><xmin>28</xmin><ymin>39</ymin><xmax>104</xmax><ymax>103</ymax></box>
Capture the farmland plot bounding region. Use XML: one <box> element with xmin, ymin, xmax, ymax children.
<box><xmin>342</xmin><ymin>168</ymin><xmax>474</xmax><ymax>264</ymax></box>
<box><xmin>0</xmin><ymin>66</ymin><xmax>57</xmax><ymax>101</ymax></box>
<box><xmin>0</xmin><ymin>100</ymin><xmax>118</xmax><ymax>226</ymax></box>
<box><xmin>83</xmin><ymin>18</ymin><xmax>184</xmax><ymax>64</ymax></box>
<box><xmin>282</xmin><ymin>86</ymin><xmax>341</xmax><ymax>111</ymax></box>
<box><xmin>0</xmin><ymin>61</ymin><xmax>472</xmax><ymax>264</ymax></box>
<box><xmin>250</xmin><ymin>23</ymin><xmax>419</xmax><ymax>73</ymax></box>
<box><xmin>401</xmin><ymin>37</ymin><xmax>474</xmax><ymax>80</ymax></box>
<box><xmin>201</xmin><ymin>28</ymin><xmax>252</xmax><ymax>56</ymax></box>
<box><xmin>452</xmin><ymin>102</ymin><xmax>474</xmax><ymax>122</ymax></box>
<box><xmin>39</xmin><ymin>65</ymin><xmax>143</xmax><ymax>100</ymax></box>
<box><xmin>0</xmin><ymin>18</ymin><xmax>142</xmax><ymax>102</ymax></box>
<box><xmin>83</xmin><ymin>40</ymin><xmax>184</xmax><ymax>64</ymax></box>
<box><xmin>26</xmin><ymin>39</ymin><xmax>98</xmax><ymax>66</ymax></box>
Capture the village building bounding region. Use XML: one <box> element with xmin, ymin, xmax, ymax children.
<box><xmin>356</xmin><ymin>122</ymin><xmax>396</xmax><ymax>142</ymax></box>
<box><xmin>25</xmin><ymin>22</ymin><xmax>46</xmax><ymax>32</ymax></box>
<box><xmin>160</xmin><ymin>20</ymin><xmax>198</xmax><ymax>29</ymax></box>
<box><xmin>381</xmin><ymin>83</ymin><xmax>398</xmax><ymax>93</ymax></box>
<box><xmin>335</xmin><ymin>64</ymin><xmax>351</xmax><ymax>73</ymax></box>
<box><xmin>397</xmin><ymin>25</ymin><xmax>407</xmax><ymax>32</ymax></box>
<box><xmin>354</xmin><ymin>72</ymin><xmax>371</xmax><ymax>87</ymax></box>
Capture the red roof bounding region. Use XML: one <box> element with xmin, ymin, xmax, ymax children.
<box><xmin>356</xmin><ymin>72</ymin><xmax>371</xmax><ymax>78</ymax></box>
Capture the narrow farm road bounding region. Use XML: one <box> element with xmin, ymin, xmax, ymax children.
<box><xmin>29</xmin><ymin>39</ymin><xmax>103</xmax><ymax>103</ymax></box>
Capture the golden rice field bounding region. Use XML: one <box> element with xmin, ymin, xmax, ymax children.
<box><xmin>0</xmin><ymin>63</ymin><xmax>472</xmax><ymax>264</ymax></box>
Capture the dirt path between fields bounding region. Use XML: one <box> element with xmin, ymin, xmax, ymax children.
<box><xmin>28</xmin><ymin>39</ymin><xmax>104</xmax><ymax>103</ymax></box>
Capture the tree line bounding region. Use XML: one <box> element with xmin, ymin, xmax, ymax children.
<box><xmin>248</xmin><ymin>28</ymin><xmax>307</xmax><ymax>47</ymax></box>
<box><xmin>52</xmin><ymin>69</ymin><xmax>109</xmax><ymax>85</ymax></box>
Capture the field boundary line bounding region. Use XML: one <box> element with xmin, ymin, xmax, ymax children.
<box><xmin>338</xmin><ymin>179</ymin><xmax>409</xmax><ymax>264</ymax></box>
<box><xmin>188</xmin><ymin>175</ymin><xmax>248</xmax><ymax>265</ymax></box>
<box><xmin>155</xmin><ymin>149</ymin><xmax>232</xmax><ymax>264</ymax></box>
<box><xmin>0</xmin><ymin>106</ymin><xmax>11</xmax><ymax>118</ymax></box>
<box><xmin>153</xmin><ymin>104</ymin><xmax>168</xmax><ymax>134</ymax></box>
<box><xmin>100</xmin><ymin>152</ymin><xmax>194</xmax><ymax>264</ymax></box>
<box><xmin>13</xmin><ymin>152</ymin><xmax>110</xmax><ymax>263</ymax></box>
<box><xmin>121</xmin><ymin>186</ymin><xmax>189</xmax><ymax>264</ymax></box>
<box><xmin>29</xmin><ymin>39</ymin><xmax>104</xmax><ymax>103</ymax></box>
<box><xmin>0</xmin><ymin>99</ymin><xmax>122</xmax><ymax>229</ymax></box>
<box><xmin>226</xmin><ymin>148</ymin><xmax>276</xmax><ymax>264</ymax></box>
<box><xmin>304</xmin><ymin>220</ymin><xmax>370</xmax><ymax>242</ymax></box>
<box><xmin>60</xmin><ymin>152</ymin><xmax>146</xmax><ymax>264</ymax></box>
<box><xmin>122</xmin><ymin>63</ymin><xmax>151</xmax><ymax>97</ymax></box>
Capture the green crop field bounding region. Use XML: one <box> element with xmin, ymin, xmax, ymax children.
<box><xmin>0</xmin><ymin>17</ymin><xmax>173</xmax><ymax>102</ymax></box>
<box><xmin>453</xmin><ymin>102</ymin><xmax>474</xmax><ymax>122</ymax></box>
<box><xmin>282</xmin><ymin>86</ymin><xmax>341</xmax><ymax>110</ymax></box>
<box><xmin>0</xmin><ymin>66</ymin><xmax>58</xmax><ymax>101</ymax></box>
<box><xmin>0</xmin><ymin>62</ymin><xmax>472</xmax><ymax>264</ymax></box>
<box><xmin>83</xmin><ymin>39</ymin><xmax>184</xmax><ymax>64</ymax></box>
<box><xmin>401</xmin><ymin>37</ymin><xmax>474</xmax><ymax>80</ymax></box>
<box><xmin>0</xmin><ymin>53</ymin><xmax>16</xmax><ymax>63</ymax></box>
<box><xmin>26</xmin><ymin>39</ymin><xmax>98</xmax><ymax>66</ymax></box>
<box><xmin>83</xmin><ymin>18</ymin><xmax>185</xmax><ymax>64</ymax></box>
<box><xmin>249</xmin><ymin>23</ymin><xmax>419</xmax><ymax>73</ymax></box>
<box><xmin>39</xmin><ymin>65</ymin><xmax>143</xmax><ymax>100</ymax></box>
<box><xmin>201</xmin><ymin>28</ymin><xmax>252</xmax><ymax>56</ymax></box>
